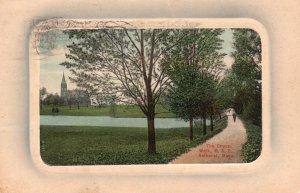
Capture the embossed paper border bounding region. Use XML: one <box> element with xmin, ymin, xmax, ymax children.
<box><xmin>1</xmin><ymin>0</ymin><xmax>300</xmax><ymax>192</ymax></box>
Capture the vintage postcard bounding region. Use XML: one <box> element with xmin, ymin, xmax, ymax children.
<box><xmin>2</xmin><ymin>0</ymin><xmax>300</xmax><ymax>192</ymax></box>
<box><xmin>30</xmin><ymin>19</ymin><xmax>266</xmax><ymax>170</ymax></box>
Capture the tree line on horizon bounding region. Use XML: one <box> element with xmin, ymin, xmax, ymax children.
<box><xmin>39</xmin><ymin>88</ymin><xmax>91</xmax><ymax>109</ymax></box>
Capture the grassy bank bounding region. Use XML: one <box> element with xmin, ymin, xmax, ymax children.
<box><xmin>40</xmin><ymin>116</ymin><xmax>227</xmax><ymax>165</ymax></box>
<box><xmin>40</xmin><ymin>104</ymin><xmax>175</xmax><ymax>118</ymax></box>
<box><xmin>240</xmin><ymin>117</ymin><xmax>262</xmax><ymax>163</ymax></box>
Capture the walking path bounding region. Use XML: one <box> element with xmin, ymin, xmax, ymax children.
<box><xmin>170</xmin><ymin>109</ymin><xmax>247</xmax><ymax>163</ymax></box>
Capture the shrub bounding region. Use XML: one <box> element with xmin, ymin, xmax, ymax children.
<box><xmin>241</xmin><ymin>119</ymin><xmax>262</xmax><ymax>162</ymax></box>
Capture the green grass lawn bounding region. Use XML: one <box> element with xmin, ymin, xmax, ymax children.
<box><xmin>40</xmin><ymin>104</ymin><xmax>175</xmax><ymax>118</ymax></box>
<box><xmin>40</xmin><ymin>116</ymin><xmax>227</xmax><ymax>165</ymax></box>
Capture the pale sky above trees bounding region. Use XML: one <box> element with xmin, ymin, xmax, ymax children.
<box><xmin>39</xmin><ymin>29</ymin><xmax>234</xmax><ymax>94</ymax></box>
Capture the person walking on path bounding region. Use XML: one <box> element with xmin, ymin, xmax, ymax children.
<box><xmin>233</xmin><ymin>112</ymin><xmax>237</xmax><ymax>122</ymax></box>
<box><xmin>170</xmin><ymin>108</ymin><xmax>247</xmax><ymax>163</ymax></box>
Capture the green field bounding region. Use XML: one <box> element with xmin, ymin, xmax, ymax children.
<box><xmin>40</xmin><ymin>117</ymin><xmax>227</xmax><ymax>165</ymax></box>
<box><xmin>40</xmin><ymin>104</ymin><xmax>175</xmax><ymax>118</ymax></box>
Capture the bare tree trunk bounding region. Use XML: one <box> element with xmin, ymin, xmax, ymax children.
<box><xmin>147</xmin><ymin>107</ymin><xmax>156</xmax><ymax>154</ymax></box>
<box><xmin>140</xmin><ymin>29</ymin><xmax>157</xmax><ymax>154</ymax></box>
<box><xmin>203</xmin><ymin>118</ymin><xmax>207</xmax><ymax>136</ymax></box>
<box><xmin>189</xmin><ymin>117</ymin><xmax>194</xmax><ymax>141</ymax></box>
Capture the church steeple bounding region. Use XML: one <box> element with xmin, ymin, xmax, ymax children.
<box><xmin>61</xmin><ymin>72</ymin><xmax>67</xmax><ymax>85</ymax></box>
<box><xmin>61</xmin><ymin>72</ymin><xmax>68</xmax><ymax>98</ymax></box>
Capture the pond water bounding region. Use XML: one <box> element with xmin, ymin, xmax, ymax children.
<box><xmin>40</xmin><ymin>116</ymin><xmax>211</xmax><ymax>128</ymax></box>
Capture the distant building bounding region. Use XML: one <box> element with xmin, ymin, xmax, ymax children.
<box><xmin>60</xmin><ymin>73</ymin><xmax>119</xmax><ymax>107</ymax></box>
<box><xmin>60</xmin><ymin>73</ymin><xmax>90</xmax><ymax>107</ymax></box>
<box><xmin>60</xmin><ymin>73</ymin><xmax>68</xmax><ymax>99</ymax></box>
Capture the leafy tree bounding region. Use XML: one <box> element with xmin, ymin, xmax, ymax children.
<box><xmin>40</xmin><ymin>87</ymin><xmax>47</xmax><ymax>97</ymax></box>
<box><xmin>44</xmin><ymin>93</ymin><xmax>64</xmax><ymax>106</ymax></box>
<box><xmin>40</xmin><ymin>87</ymin><xmax>47</xmax><ymax>110</ymax></box>
<box><xmin>67</xmin><ymin>96</ymin><xmax>74</xmax><ymax>109</ymax></box>
<box><xmin>71</xmin><ymin>89</ymin><xmax>90</xmax><ymax>109</ymax></box>
<box><xmin>230</xmin><ymin>29</ymin><xmax>262</xmax><ymax>125</ymax></box>
<box><xmin>215</xmin><ymin>70</ymin><xmax>236</xmax><ymax>115</ymax></box>
<box><xmin>109</xmin><ymin>95</ymin><xmax>117</xmax><ymax>117</ymax></box>
<box><xmin>167</xmin><ymin>64</ymin><xmax>202</xmax><ymax>140</ymax></box>
<box><xmin>197</xmin><ymin>73</ymin><xmax>218</xmax><ymax>135</ymax></box>
<box><xmin>206</xmin><ymin>79</ymin><xmax>219</xmax><ymax>132</ymax></box>
<box><xmin>163</xmin><ymin>29</ymin><xmax>225</xmax><ymax>138</ymax></box>
<box><xmin>60</xmin><ymin>26</ymin><xmax>187</xmax><ymax>153</ymax></box>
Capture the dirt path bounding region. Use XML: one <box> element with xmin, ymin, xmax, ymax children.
<box><xmin>170</xmin><ymin>109</ymin><xmax>247</xmax><ymax>163</ymax></box>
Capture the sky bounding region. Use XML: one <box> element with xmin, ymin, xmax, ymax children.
<box><xmin>39</xmin><ymin>29</ymin><xmax>234</xmax><ymax>94</ymax></box>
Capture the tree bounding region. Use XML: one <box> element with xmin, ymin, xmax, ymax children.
<box><xmin>60</xmin><ymin>26</ymin><xmax>187</xmax><ymax>153</ymax></box>
<box><xmin>109</xmin><ymin>95</ymin><xmax>117</xmax><ymax>117</ymax></box>
<box><xmin>230</xmin><ymin>29</ymin><xmax>262</xmax><ymax>125</ymax></box>
<box><xmin>214</xmin><ymin>70</ymin><xmax>236</xmax><ymax>116</ymax></box>
<box><xmin>73</xmin><ymin>89</ymin><xmax>89</xmax><ymax>109</ymax></box>
<box><xmin>163</xmin><ymin>29</ymin><xmax>225</xmax><ymax>138</ymax></box>
<box><xmin>196</xmin><ymin>73</ymin><xmax>218</xmax><ymax>135</ymax></box>
<box><xmin>167</xmin><ymin>64</ymin><xmax>203</xmax><ymax>140</ymax></box>
<box><xmin>39</xmin><ymin>87</ymin><xmax>47</xmax><ymax>110</ymax></box>
<box><xmin>43</xmin><ymin>93</ymin><xmax>63</xmax><ymax>106</ymax></box>
<box><xmin>206</xmin><ymin>78</ymin><xmax>219</xmax><ymax>132</ymax></box>
<box><xmin>75</xmin><ymin>93</ymin><xmax>80</xmax><ymax>109</ymax></box>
